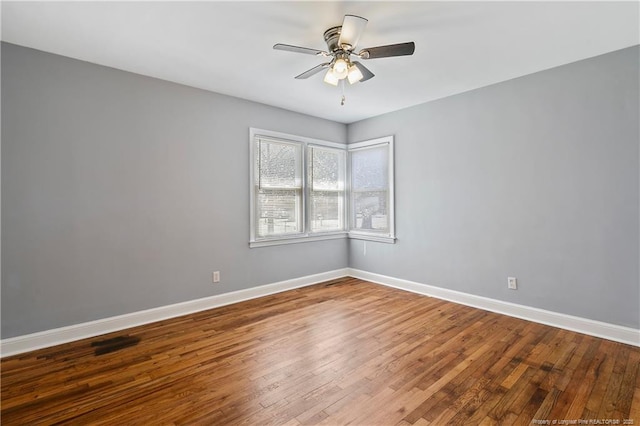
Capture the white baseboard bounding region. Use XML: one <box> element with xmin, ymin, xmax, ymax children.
<box><xmin>0</xmin><ymin>268</ymin><xmax>350</xmax><ymax>357</ymax></box>
<box><xmin>3</xmin><ymin>267</ymin><xmax>637</xmax><ymax>357</ymax></box>
<box><xmin>348</xmin><ymin>268</ymin><xmax>640</xmax><ymax>347</ymax></box>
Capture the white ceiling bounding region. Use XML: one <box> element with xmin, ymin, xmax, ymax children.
<box><xmin>2</xmin><ymin>1</ymin><xmax>638</xmax><ymax>124</ymax></box>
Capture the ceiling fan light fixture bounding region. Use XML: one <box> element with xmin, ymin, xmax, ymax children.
<box><xmin>347</xmin><ymin>64</ymin><xmax>363</xmax><ymax>84</ymax></box>
<box><xmin>332</xmin><ymin>58</ymin><xmax>349</xmax><ymax>79</ymax></box>
<box><xmin>323</xmin><ymin>68</ymin><xmax>339</xmax><ymax>86</ymax></box>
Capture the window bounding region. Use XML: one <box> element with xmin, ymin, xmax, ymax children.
<box><xmin>250</xmin><ymin>129</ymin><xmax>394</xmax><ymax>247</ymax></box>
<box><xmin>250</xmin><ymin>129</ymin><xmax>347</xmax><ymax>247</ymax></box>
<box><xmin>309</xmin><ymin>146</ymin><xmax>346</xmax><ymax>233</ymax></box>
<box><xmin>348</xmin><ymin>136</ymin><xmax>395</xmax><ymax>243</ymax></box>
<box><xmin>254</xmin><ymin>137</ymin><xmax>303</xmax><ymax>239</ymax></box>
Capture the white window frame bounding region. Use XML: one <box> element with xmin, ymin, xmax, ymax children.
<box><xmin>249</xmin><ymin>128</ymin><xmax>348</xmax><ymax>248</ymax></box>
<box><xmin>348</xmin><ymin>136</ymin><xmax>396</xmax><ymax>244</ymax></box>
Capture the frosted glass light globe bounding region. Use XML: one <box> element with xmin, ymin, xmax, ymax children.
<box><xmin>333</xmin><ymin>59</ymin><xmax>348</xmax><ymax>79</ymax></box>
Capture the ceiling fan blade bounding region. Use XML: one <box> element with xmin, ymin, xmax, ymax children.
<box><xmin>273</xmin><ymin>43</ymin><xmax>326</xmax><ymax>56</ymax></box>
<box><xmin>352</xmin><ymin>61</ymin><xmax>375</xmax><ymax>82</ymax></box>
<box><xmin>338</xmin><ymin>15</ymin><xmax>368</xmax><ymax>49</ymax></box>
<box><xmin>295</xmin><ymin>63</ymin><xmax>331</xmax><ymax>79</ymax></box>
<box><xmin>359</xmin><ymin>42</ymin><xmax>415</xmax><ymax>59</ymax></box>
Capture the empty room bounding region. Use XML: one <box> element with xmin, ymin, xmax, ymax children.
<box><xmin>1</xmin><ymin>1</ymin><xmax>639</xmax><ymax>425</ymax></box>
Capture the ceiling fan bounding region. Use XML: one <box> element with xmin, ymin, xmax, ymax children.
<box><xmin>274</xmin><ymin>14</ymin><xmax>415</xmax><ymax>104</ymax></box>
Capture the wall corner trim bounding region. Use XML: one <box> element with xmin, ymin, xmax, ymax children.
<box><xmin>347</xmin><ymin>268</ymin><xmax>640</xmax><ymax>347</ymax></box>
<box><xmin>0</xmin><ymin>268</ymin><xmax>350</xmax><ymax>357</ymax></box>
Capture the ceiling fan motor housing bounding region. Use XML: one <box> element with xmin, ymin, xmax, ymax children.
<box><xmin>323</xmin><ymin>26</ymin><xmax>346</xmax><ymax>52</ymax></box>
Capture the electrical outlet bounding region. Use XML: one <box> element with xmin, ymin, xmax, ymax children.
<box><xmin>212</xmin><ymin>271</ymin><xmax>220</xmax><ymax>283</ymax></box>
<box><xmin>507</xmin><ymin>277</ymin><xmax>517</xmax><ymax>290</ymax></box>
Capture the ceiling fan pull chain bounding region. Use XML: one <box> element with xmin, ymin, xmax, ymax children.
<box><xmin>341</xmin><ymin>80</ymin><xmax>346</xmax><ymax>106</ymax></box>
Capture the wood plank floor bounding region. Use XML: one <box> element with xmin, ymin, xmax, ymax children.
<box><xmin>2</xmin><ymin>278</ymin><xmax>639</xmax><ymax>425</ymax></box>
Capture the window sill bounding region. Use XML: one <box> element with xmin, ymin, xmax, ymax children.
<box><xmin>348</xmin><ymin>232</ymin><xmax>397</xmax><ymax>244</ymax></box>
<box><xmin>250</xmin><ymin>232</ymin><xmax>348</xmax><ymax>248</ymax></box>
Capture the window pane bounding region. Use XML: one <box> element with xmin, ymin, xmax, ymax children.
<box><xmin>310</xmin><ymin>147</ymin><xmax>344</xmax><ymax>191</ymax></box>
<box><xmin>310</xmin><ymin>190</ymin><xmax>343</xmax><ymax>232</ymax></box>
<box><xmin>350</xmin><ymin>144</ymin><xmax>390</xmax><ymax>233</ymax></box>
<box><xmin>309</xmin><ymin>146</ymin><xmax>345</xmax><ymax>233</ymax></box>
<box><xmin>352</xmin><ymin>190</ymin><xmax>388</xmax><ymax>232</ymax></box>
<box><xmin>257</xmin><ymin>139</ymin><xmax>302</xmax><ymax>189</ymax></box>
<box><xmin>256</xmin><ymin>188</ymin><xmax>302</xmax><ymax>237</ymax></box>
<box><xmin>351</xmin><ymin>145</ymin><xmax>388</xmax><ymax>190</ymax></box>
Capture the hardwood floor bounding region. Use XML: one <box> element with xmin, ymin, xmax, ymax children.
<box><xmin>2</xmin><ymin>278</ymin><xmax>639</xmax><ymax>425</ymax></box>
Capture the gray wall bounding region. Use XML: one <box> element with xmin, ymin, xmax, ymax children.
<box><xmin>348</xmin><ymin>46</ymin><xmax>639</xmax><ymax>329</ymax></box>
<box><xmin>1</xmin><ymin>43</ymin><xmax>348</xmax><ymax>338</ymax></box>
<box><xmin>3</xmin><ymin>42</ymin><xmax>638</xmax><ymax>339</ymax></box>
